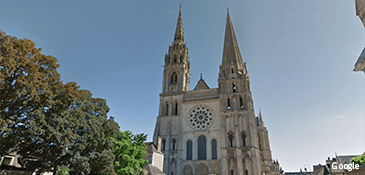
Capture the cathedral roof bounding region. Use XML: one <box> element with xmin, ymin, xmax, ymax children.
<box><xmin>194</xmin><ymin>74</ymin><xmax>210</xmax><ymax>90</ymax></box>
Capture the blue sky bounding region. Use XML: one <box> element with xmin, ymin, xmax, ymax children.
<box><xmin>1</xmin><ymin>0</ymin><xmax>364</xmax><ymax>172</ymax></box>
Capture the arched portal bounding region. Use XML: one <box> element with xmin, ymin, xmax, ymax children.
<box><xmin>195</xmin><ymin>163</ymin><xmax>209</xmax><ymax>175</ymax></box>
<box><xmin>183</xmin><ymin>165</ymin><xmax>193</xmax><ymax>175</ymax></box>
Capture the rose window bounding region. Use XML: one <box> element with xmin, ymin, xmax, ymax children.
<box><xmin>189</xmin><ymin>105</ymin><xmax>214</xmax><ymax>130</ymax></box>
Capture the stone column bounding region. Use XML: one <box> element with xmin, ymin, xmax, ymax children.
<box><xmin>221</xmin><ymin>117</ymin><xmax>229</xmax><ymax>175</ymax></box>
<box><xmin>250</xmin><ymin>149</ymin><xmax>262</xmax><ymax>175</ymax></box>
<box><xmin>236</xmin><ymin>149</ymin><xmax>244</xmax><ymax>175</ymax></box>
<box><xmin>222</xmin><ymin>150</ymin><xmax>229</xmax><ymax>175</ymax></box>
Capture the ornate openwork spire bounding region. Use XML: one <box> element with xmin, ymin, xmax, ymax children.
<box><xmin>174</xmin><ymin>5</ymin><xmax>184</xmax><ymax>43</ymax></box>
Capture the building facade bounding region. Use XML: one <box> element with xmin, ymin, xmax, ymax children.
<box><xmin>153</xmin><ymin>7</ymin><xmax>280</xmax><ymax>175</ymax></box>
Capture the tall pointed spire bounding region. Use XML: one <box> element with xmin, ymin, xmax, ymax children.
<box><xmin>161</xmin><ymin>5</ymin><xmax>190</xmax><ymax>94</ymax></box>
<box><xmin>221</xmin><ymin>9</ymin><xmax>244</xmax><ymax>75</ymax></box>
<box><xmin>174</xmin><ymin>5</ymin><xmax>184</xmax><ymax>43</ymax></box>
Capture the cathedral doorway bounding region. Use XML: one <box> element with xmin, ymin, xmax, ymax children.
<box><xmin>195</xmin><ymin>163</ymin><xmax>209</xmax><ymax>175</ymax></box>
<box><xmin>183</xmin><ymin>165</ymin><xmax>193</xmax><ymax>175</ymax></box>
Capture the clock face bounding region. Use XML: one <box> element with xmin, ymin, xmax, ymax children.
<box><xmin>188</xmin><ymin>105</ymin><xmax>214</xmax><ymax>130</ymax></box>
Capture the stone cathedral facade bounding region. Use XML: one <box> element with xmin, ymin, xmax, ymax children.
<box><xmin>153</xmin><ymin>7</ymin><xmax>281</xmax><ymax>175</ymax></box>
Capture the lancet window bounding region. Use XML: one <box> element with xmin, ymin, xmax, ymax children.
<box><xmin>186</xmin><ymin>140</ymin><xmax>192</xmax><ymax>160</ymax></box>
<box><xmin>211</xmin><ymin>139</ymin><xmax>217</xmax><ymax>159</ymax></box>
<box><xmin>198</xmin><ymin>135</ymin><xmax>206</xmax><ymax>160</ymax></box>
<box><xmin>170</xmin><ymin>72</ymin><xmax>177</xmax><ymax>85</ymax></box>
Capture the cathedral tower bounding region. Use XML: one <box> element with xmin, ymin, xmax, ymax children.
<box><xmin>217</xmin><ymin>9</ymin><xmax>266</xmax><ymax>175</ymax></box>
<box><xmin>153</xmin><ymin>7</ymin><xmax>281</xmax><ymax>175</ymax></box>
<box><xmin>161</xmin><ymin>5</ymin><xmax>190</xmax><ymax>95</ymax></box>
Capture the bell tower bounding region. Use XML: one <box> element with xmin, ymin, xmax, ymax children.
<box><xmin>161</xmin><ymin>5</ymin><xmax>190</xmax><ymax>95</ymax></box>
<box><xmin>218</xmin><ymin>9</ymin><xmax>264</xmax><ymax>175</ymax></box>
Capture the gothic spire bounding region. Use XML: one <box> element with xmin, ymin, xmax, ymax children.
<box><xmin>174</xmin><ymin>5</ymin><xmax>184</xmax><ymax>43</ymax></box>
<box><xmin>221</xmin><ymin>9</ymin><xmax>244</xmax><ymax>74</ymax></box>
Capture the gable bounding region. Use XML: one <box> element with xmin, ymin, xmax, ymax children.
<box><xmin>194</xmin><ymin>79</ymin><xmax>210</xmax><ymax>90</ymax></box>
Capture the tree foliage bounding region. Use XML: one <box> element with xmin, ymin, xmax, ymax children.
<box><xmin>352</xmin><ymin>153</ymin><xmax>365</xmax><ymax>165</ymax></box>
<box><xmin>0</xmin><ymin>31</ymin><xmax>120</xmax><ymax>174</ymax></box>
<box><xmin>110</xmin><ymin>131</ymin><xmax>148</xmax><ymax>175</ymax></box>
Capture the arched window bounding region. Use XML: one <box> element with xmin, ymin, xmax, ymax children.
<box><xmin>170</xmin><ymin>72</ymin><xmax>177</xmax><ymax>85</ymax></box>
<box><xmin>166</xmin><ymin>104</ymin><xmax>169</xmax><ymax>116</ymax></box>
<box><xmin>198</xmin><ymin>135</ymin><xmax>206</xmax><ymax>160</ymax></box>
<box><xmin>172</xmin><ymin>139</ymin><xmax>176</xmax><ymax>150</ymax></box>
<box><xmin>186</xmin><ymin>140</ymin><xmax>192</xmax><ymax>160</ymax></box>
<box><xmin>175</xmin><ymin>103</ymin><xmax>178</xmax><ymax>115</ymax></box>
<box><xmin>174</xmin><ymin>55</ymin><xmax>177</xmax><ymax>63</ymax></box>
<box><xmin>162</xmin><ymin>139</ymin><xmax>166</xmax><ymax>151</ymax></box>
<box><xmin>232</xmin><ymin>83</ymin><xmax>236</xmax><ymax>93</ymax></box>
<box><xmin>245</xmin><ymin>170</ymin><xmax>248</xmax><ymax>175</ymax></box>
<box><xmin>228</xmin><ymin>133</ymin><xmax>233</xmax><ymax>147</ymax></box>
<box><xmin>240</xmin><ymin>97</ymin><xmax>244</xmax><ymax>108</ymax></box>
<box><xmin>171</xmin><ymin>172</ymin><xmax>173</xmax><ymax>175</ymax></box>
<box><xmin>231</xmin><ymin>68</ymin><xmax>234</xmax><ymax>73</ymax></box>
<box><xmin>211</xmin><ymin>139</ymin><xmax>217</xmax><ymax>159</ymax></box>
<box><xmin>180</xmin><ymin>55</ymin><xmax>183</xmax><ymax>62</ymax></box>
<box><xmin>231</xmin><ymin>170</ymin><xmax>234</xmax><ymax>175</ymax></box>
<box><xmin>242</xmin><ymin>133</ymin><xmax>246</xmax><ymax>147</ymax></box>
<box><xmin>227</xmin><ymin>98</ymin><xmax>231</xmax><ymax>110</ymax></box>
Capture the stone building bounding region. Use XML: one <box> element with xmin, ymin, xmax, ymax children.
<box><xmin>310</xmin><ymin>154</ymin><xmax>365</xmax><ymax>175</ymax></box>
<box><xmin>0</xmin><ymin>152</ymin><xmax>52</xmax><ymax>175</ymax></box>
<box><xmin>153</xmin><ymin>6</ymin><xmax>281</xmax><ymax>175</ymax></box>
<box><xmin>143</xmin><ymin>137</ymin><xmax>166</xmax><ymax>175</ymax></box>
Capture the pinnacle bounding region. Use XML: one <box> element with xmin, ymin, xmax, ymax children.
<box><xmin>174</xmin><ymin>5</ymin><xmax>184</xmax><ymax>43</ymax></box>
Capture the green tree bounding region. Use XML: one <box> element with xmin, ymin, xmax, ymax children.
<box><xmin>352</xmin><ymin>153</ymin><xmax>365</xmax><ymax>165</ymax></box>
<box><xmin>0</xmin><ymin>31</ymin><xmax>61</xmax><ymax>158</ymax></box>
<box><xmin>0</xmin><ymin>31</ymin><xmax>120</xmax><ymax>174</ymax></box>
<box><xmin>110</xmin><ymin>131</ymin><xmax>148</xmax><ymax>175</ymax></box>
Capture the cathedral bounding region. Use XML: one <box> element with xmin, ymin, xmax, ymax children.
<box><xmin>153</xmin><ymin>7</ymin><xmax>281</xmax><ymax>175</ymax></box>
